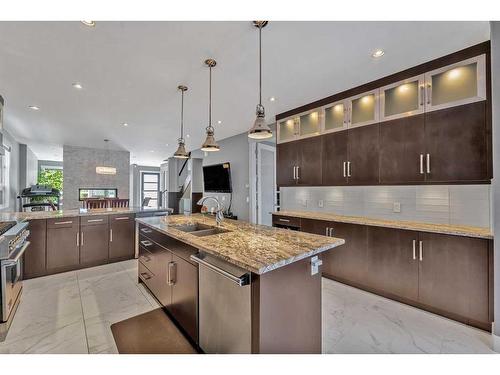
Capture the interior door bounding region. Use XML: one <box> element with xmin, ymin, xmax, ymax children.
<box><xmin>257</xmin><ymin>143</ymin><xmax>276</xmax><ymax>226</ymax></box>
<box><xmin>418</xmin><ymin>232</ymin><xmax>489</xmax><ymax>324</ymax></box>
<box><xmin>296</xmin><ymin>136</ymin><xmax>322</xmax><ymax>186</ymax></box>
<box><xmin>347</xmin><ymin>124</ymin><xmax>380</xmax><ymax>185</ymax></box>
<box><xmin>276</xmin><ymin>142</ymin><xmax>298</xmax><ymax>186</ymax></box>
<box><xmin>322</xmin><ymin>131</ymin><xmax>348</xmax><ymax>186</ymax></box>
<box><xmin>424</xmin><ymin>101</ymin><xmax>487</xmax><ymax>182</ymax></box>
<box><xmin>366</xmin><ymin>227</ymin><xmax>419</xmax><ymax>301</ymax></box>
<box><xmin>379</xmin><ymin>114</ymin><xmax>426</xmax><ymax>184</ymax></box>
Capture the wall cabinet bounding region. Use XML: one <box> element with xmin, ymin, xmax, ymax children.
<box><xmin>109</xmin><ymin>214</ymin><xmax>135</xmax><ymax>260</ymax></box>
<box><xmin>289</xmin><ymin>215</ymin><xmax>492</xmax><ymax>330</ymax></box>
<box><xmin>23</xmin><ymin>219</ymin><xmax>47</xmax><ymax>279</ymax></box>
<box><xmin>276</xmin><ymin>51</ymin><xmax>491</xmax><ymax>186</ymax></box>
<box><xmin>46</xmin><ymin>218</ymin><xmax>80</xmax><ymax>272</ymax></box>
<box><xmin>277</xmin><ymin>137</ymin><xmax>322</xmax><ymax>186</ymax></box>
<box><xmin>277</xmin><ymin>108</ymin><xmax>321</xmax><ymax>144</ymax></box>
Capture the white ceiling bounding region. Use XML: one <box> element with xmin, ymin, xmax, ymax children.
<box><xmin>0</xmin><ymin>21</ymin><xmax>490</xmax><ymax>165</ymax></box>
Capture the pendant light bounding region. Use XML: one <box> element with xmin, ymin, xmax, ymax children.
<box><xmin>248</xmin><ymin>21</ymin><xmax>273</xmax><ymax>140</ymax></box>
<box><xmin>173</xmin><ymin>85</ymin><xmax>190</xmax><ymax>159</ymax></box>
<box><xmin>96</xmin><ymin>139</ymin><xmax>117</xmax><ymax>175</ymax></box>
<box><xmin>201</xmin><ymin>59</ymin><xmax>220</xmax><ymax>152</ymax></box>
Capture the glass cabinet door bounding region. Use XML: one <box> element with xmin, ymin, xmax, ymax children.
<box><xmin>299</xmin><ymin>110</ymin><xmax>320</xmax><ymax>137</ymax></box>
<box><xmin>324</xmin><ymin>102</ymin><xmax>347</xmax><ymax>132</ymax></box>
<box><xmin>425</xmin><ymin>54</ymin><xmax>486</xmax><ymax>112</ymax></box>
<box><xmin>278</xmin><ymin>118</ymin><xmax>298</xmax><ymax>143</ymax></box>
<box><xmin>380</xmin><ymin>76</ymin><xmax>425</xmax><ymax>121</ymax></box>
<box><xmin>348</xmin><ymin>90</ymin><xmax>379</xmax><ymax>128</ymax></box>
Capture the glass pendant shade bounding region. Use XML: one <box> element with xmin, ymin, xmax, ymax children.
<box><xmin>174</xmin><ymin>139</ymin><xmax>189</xmax><ymax>159</ymax></box>
<box><xmin>201</xmin><ymin>128</ymin><xmax>220</xmax><ymax>151</ymax></box>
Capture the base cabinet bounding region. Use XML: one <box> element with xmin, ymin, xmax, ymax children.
<box><xmin>23</xmin><ymin>220</ymin><xmax>47</xmax><ymax>279</ymax></box>
<box><xmin>109</xmin><ymin>214</ymin><xmax>135</xmax><ymax>260</ymax></box>
<box><xmin>46</xmin><ymin>218</ymin><xmax>80</xmax><ymax>272</ymax></box>
<box><xmin>280</xmin><ymin>215</ymin><xmax>493</xmax><ymax>330</ymax></box>
<box><xmin>80</xmin><ymin>216</ymin><xmax>109</xmax><ymax>266</ymax></box>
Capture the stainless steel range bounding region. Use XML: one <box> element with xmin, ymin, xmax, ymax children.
<box><xmin>0</xmin><ymin>220</ymin><xmax>30</xmax><ymax>341</ymax></box>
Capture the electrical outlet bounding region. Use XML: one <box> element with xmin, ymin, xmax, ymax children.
<box><xmin>393</xmin><ymin>202</ymin><xmax>401</xmax><ymax>213</ymax></box>
<box><xmin>318</xmin><ymin>199</ymin><xmax>324</xmax><ymax>208</ymax></box>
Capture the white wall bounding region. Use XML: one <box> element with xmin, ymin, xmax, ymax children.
<box><xmin>0</xmin><ymin>129</ymin><xmax>20</xmax><ymax>212</ymax></box>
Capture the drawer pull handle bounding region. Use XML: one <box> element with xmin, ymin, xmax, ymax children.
<box><xmin>141</xmin><ymin>254</ymin><xmax>151</xmax><ymax>262</ymax></box>
<box><xmin>141</xmin><ymin>228</ymin><xmax>153</xmax><ymax>234</ymax></box>
<box><xmin>87</xmin><ymin>219</ymin><xmax>104</xmax><ymax>223</ymax></box>
<box><xmin>55</xmin><ymin>221</ymin><xmax>73</xmax><ymax>225</ymax></box>
<box><xmin>278</xmin><ymin>218</ymin><xmax>290</xmax><ymax>222</ymax></box>
<box><xmin>115</xmin><ymin>217</ymin><xmax>130</xmax><ymax>220</ymax></box>
<box><xmin>140</xmin><ymin>272</ymin><xmax>151</xmax><ymax>280</ymax></box>
<box><xmin>140</xmin><ymin>240</ymin><xmax>153</xmax><ymax>247</ymax></box>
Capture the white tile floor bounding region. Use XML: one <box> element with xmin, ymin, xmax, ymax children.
<box><xmin>0</xmin><ymin>260</ymin><xmax>496</xmax><ymax>354</ymax></box>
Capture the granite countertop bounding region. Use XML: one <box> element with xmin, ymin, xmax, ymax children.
<box><xmin>0</xmin><ymin>207</ymin><xmax>173</xmax><ymax>221</ymax></box>
<box><xmin>273</xmin><ymin>210</ymin><xmax>493</xmax><ymax>240</ymax></box>
<box><xmin>136</xmin><ymin>214</ymin><xmax>345</xmax><ymax>275</ymax></box>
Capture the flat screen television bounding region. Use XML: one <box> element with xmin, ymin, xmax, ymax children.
<box><xmin>203</xmin><ymin>163</ymin><xmax>232</xmax><ymax>193</ymax></box>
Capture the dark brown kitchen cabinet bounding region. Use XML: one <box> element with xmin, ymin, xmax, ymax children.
<box><xmin>322</xmin><ymin>131</ymin><xmax>348</xmax><ymax>186</ymax></box>
<box><xmin>23</xmin><ymin>219</ymin><xmax>47</xmax><ymax>279</ymax></box>
<box><xmin>299</xmin><ymin>217</ymin><xmax>331</xmax><ymax>236</ymax></box>
<box><xmin>379</xmin><ymin>115</ymin><xmax>426</xmax><ymax>184</ymax></box>
<box><xmin>418</xmin><ymin>232</ymin><xmax>490</xmax><ymax>325</ymax></box>
<box><xmin>424</xmin><ymin>101</ymin><xmax>488</xmax><ymax>182</ymax></box>
<box><xmin>347</xmin><ymin>125</ymin><xmax>380</xmax><ymax>185</ymax></box>
<box><xmin>366</xmin><ymin>227</ymin><xmax>419</xmax><ymax>301</ymax></box>
<box><xmin>296</xmin><ymin>137</ymin><xmax>322</xmax><ymax>186</ymax></box>
<box><xmin>80</xmin><ymin>215</ymin><xmax>109</xmax><ymax>266</ymax></box>
<box><xmin>46</xmin><ymin>218</ymin><xmax>80</xmax><ymax>272</ymax></box>
<box><xmin>169</xmin><ymin>254</ymin><xmax>198</xmax><ymax>342</ymax></box>
<box><xmin>277</xmin><ymin>142</ymin><xmax>297</xmax><ymax>186</ymax></box>
<box><xmin>109</xmin><ymin>214</ymin><xmax>135</xmax><ymax>261</ymax></box>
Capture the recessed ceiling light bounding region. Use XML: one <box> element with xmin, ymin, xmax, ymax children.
<box><xmin>372</xmin><ymin>49</ymin><xmax>385</xmax><ymax>58</ymax></box>
<box><xmin>186</xmin><ymin>134</ymin><xmax>190</xmax><ymax>138</ymax></box>
<box><xmin>269</xmin><ymin>97</ymin><xmax>276</xmax><ymax>102</ymax></box>
<box><xmin>165</xmin><ymin>143</ymin><xmax>169</xmax><ymax>147</ymax></box>
<box><xmin>217</xmin><ymin>120</ymin><xmax>222</xmax><ymax>124</ymax></box>
<box><xmin>72</xmin><ymin>82</ymin><xmax>83</xmax><ymax>89</ymax></box>
<box><xmin>150</xmin><ymin>150</ymin><xmax>155</xmax><ymax>153</ymax></box>
<box><xmin>81</xmin><ymin>21</ymin><xmax>96</xmax><ymax>27</ymax></box>
<box><xmin>28</xmin><ymin>105</ymin><xmax>40</xmax><ymax>111</ymax></box>
<box><xmin>122</xmin><ymin>123</ymin><xmax>129</xmax><ymax>127</ymax></box>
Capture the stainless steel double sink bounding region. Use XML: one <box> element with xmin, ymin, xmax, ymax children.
<box><xmin>172</xmin><ymin>223</ymin><xmax>230</xmax><ymax>237</ymax></box>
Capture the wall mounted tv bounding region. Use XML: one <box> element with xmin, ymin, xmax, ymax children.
<box><xmin>203</xmin><ymin>163</ymin><xmax>232</xmax><ymax>193</ymax></box>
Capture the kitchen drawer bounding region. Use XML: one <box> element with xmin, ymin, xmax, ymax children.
<box><xmin>139</xmin><ymin>261</ymin><xmax>156</xmax><ymax>289</ymax></box>
<box><xmin>47</xmin><ymin>217</ymin><xmax>79</xmax><ymax>229</ymax></box>
<box><xmin>138</xmin><ymin>224</ymin><xmax>166</xmax><ymax>245</ymax></box>
<box><xmin>80</xmin><ymin>215</ymin><xmax>109</xmax><ymax>226</ymax></box>
<box><xmin>272</xmin><ymin>215</ymin><xmax>301</xmax><ymax>228</ymax></box>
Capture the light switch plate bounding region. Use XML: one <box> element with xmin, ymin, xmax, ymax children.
<box><xmin>393</xmin><ymin>202</ymin><xmax>401</xmax><ymax>213</ymax></box>
<box><xmin>318</xmin><ymin>200</ymin><xmax>324</xmax><ymax>208</ymax></box>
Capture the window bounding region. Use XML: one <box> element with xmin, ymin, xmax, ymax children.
<box><xmin>79</xmin><ymin>188</ymin><xmax>118</xmax><ymax>201</ymax></box>
<box><xmin>141</xmin><ymin>172</ymin><xmax>160</xmax><ymax>208</ymax></box>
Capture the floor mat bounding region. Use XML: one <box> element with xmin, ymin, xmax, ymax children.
<box><xmin>111</xmin><ymin>308</ymin><xmax>198</xmax><ymax>354</ymax></box>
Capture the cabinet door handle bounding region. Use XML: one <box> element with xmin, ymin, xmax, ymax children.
<box><xmin>329</xmin><ymin>227</ymin><xmax>334</xmax><ymax>237</ymax></box>
<box><xmin>140</xmin><ymin>240</ymin><xmax>153</xmax><ymax>247</ymax></box>
<box><xmin>140</xmin><ymin>227</ymin><xmax>153</xmax><ymax>234</ymax></box>
<box><xmin>426</xmin><ymin>84</ymin><xmax>432</xmax><ymax>105</ymax></box>
<box><xmin>292</xmin><ymin>166</ymin><xmax>296</xmax><ymax>180</ymax></box>
<box><xmin>412</xmin><ymin>239</ymin><xmax>416</xmax><ymax>260</ymax></box>
<box><xmin>76</xmin><ymin>232</ymin><xmax>79</xmax><ymax>246</ymax></box>
<box><xmin>419</xmin><ymin>241</ymin><xmax>423</xmax><ymax>261</ymax></box>
<box><xmin>81</xmin><ymin>232</ymin><xmax>84</xmax><ymax>246</ymax></box>
<box><xmin>419</xmin><ymin>86</ymin><xmax>425</xmax><ymax>107</ymax></box>
<box><xmin>325</xmin><ymin>227</ymin><xmax>329</xmax><ymax>236</ymax></box>
<box><xmin>167</xmin><ymin>261</ymin><xmax>176</xmax><ymax>286</ymax></box>
<box><xmin>347</xmin><ymin>161</ymin><xmax>351</xmax><ymax>177</ymax></box>
<box><xmin>419</xmin><ymin>154</ymin><xmax>424</xmax><ymax>174</ymax></box>
<box><xmin>343</xmin><ymin>161</ymin><xmax>347</xmax><ymax>177</ymax></box>
<box><xmin>296</xmin><ymin>166</ymin><xmax>300</xmax><ymax>180</ymax></box>
<box><xmin>426</xmin><ymin>154</ymin><xmax>431</xmax><ymax>174</ymax></box>
<box><xmin>110</xmin><ymin>229</ymin><xmax>113</xmax><ymax>242</ymax></box>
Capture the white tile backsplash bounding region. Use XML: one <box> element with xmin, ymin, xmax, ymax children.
<box><xmin>280</xmin><ymin>185</ymin><xmax>491</xmax><ymax>228</ymax></box>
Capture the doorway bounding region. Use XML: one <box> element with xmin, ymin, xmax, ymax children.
<box><xmin>141</xmin><ymin>172</ymin><xmax>160</xmax><ymax>208</ymax></box>
<box><xmin>250</xmin><ymin>142</ymin><xmax>276</xmax><ymax>225</ymax></box>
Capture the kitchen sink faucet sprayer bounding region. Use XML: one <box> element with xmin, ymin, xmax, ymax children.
<box><xmin>197</xmin><ymin>196</ymin><xmax>224</xmax><ymax>226</ymax></box>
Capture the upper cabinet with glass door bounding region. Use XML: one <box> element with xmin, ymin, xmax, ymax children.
<box><xmin>345</xmin><ymin>89</ymin><xmax>380</xmax><ymax>128</ymax></box>
<box><xmin>323</xmin><ymin>100</ymin><xmax>348</xmax><ymax>134</ymax></box>
<box><xmin>424</xmin><ymin>54</ymin><xmax>486</xmax><ymax>112</ymax></box>
<box><xmin>277</xmin><ymin>108</ymin><xmax>322</xmax><ymax>143</ymax></box>
<box><xmin>380</xmin><ymin>75</ymin><xmax>425</xmax><ymax>121</ymax></box>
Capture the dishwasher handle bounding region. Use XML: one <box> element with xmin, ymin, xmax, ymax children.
<box><xmin>190</xmin><ymin>254</ymin><xmax>250</xmax><ymax>287</ymax></box>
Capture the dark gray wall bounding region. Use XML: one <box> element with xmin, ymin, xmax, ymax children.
<box><xmin>191</xmin><ymin>132</ymin><xmax>250</xmax><ymax>221</ymax></box>
<box><xmin>63</xmin><ymin>145</ymin><xmax>130</xmax><ymax>209</ymax></box>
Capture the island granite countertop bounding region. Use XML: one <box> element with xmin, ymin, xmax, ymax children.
<box><xmin>136</xmin><ymin>214</ymin><xmax>345</xmax><ymax>275</ymax></box>
<box><xmin>0</xmin><ymin>207</ymin><xmax>172</xmax><ymax>222</ymax></box>
<box><xmin>273</xmin><ymin>210</ymin><xmax>493</xmax><ymax>240</ymax></box>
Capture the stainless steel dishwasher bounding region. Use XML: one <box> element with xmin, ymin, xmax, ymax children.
<box><xmin>190</xmin><ymin>252</ymin><xmax>252</xmax><ymax>354</ymax></box>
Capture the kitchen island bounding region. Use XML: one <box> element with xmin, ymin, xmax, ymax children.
<box><xmin>136</xmin><ymin>214</ymin><xmax>345</xmax><ymax>354</ymax></box>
